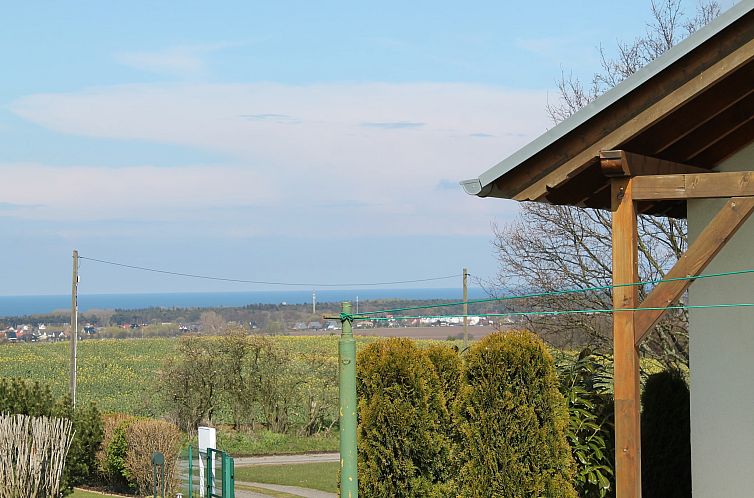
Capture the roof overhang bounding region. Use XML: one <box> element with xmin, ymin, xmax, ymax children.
<box><xmin>462</xmin><ymin>0</ymin><xmax>754</xmax><ymax>218</ymax></box>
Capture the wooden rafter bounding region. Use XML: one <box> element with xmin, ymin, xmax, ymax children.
<box><xmin>634</xmin><ymin>196</ymin><xmax>754</xmax><ymax>345</ymax></box>
<box><xmin>632</xmin><ymin>171</ymin><xmax>754</xmax><ymax>200</ymax></box>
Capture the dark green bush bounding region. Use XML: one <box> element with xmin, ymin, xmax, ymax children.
<box><xmin>97</xmin><ymin>414</ymin><xmax>137</xmax><ymax>491</ymax></box>
<box><xmin>641</xmin><ymin>369</ymin><xmax>690</xmax><ymax>498</ymax></box>
<box><xmin>0</xmin><ymin>377</ymin><xmax>62</xmax><ymax>416</ymax></box>
<box><xmin>455</xmin><ymin>331</ymin><xmax>577</xmax><ymax>498</ymax></box>
<box><xmin>0</xmin><ymin>377</ymin><xmax>104</xmax><ymax>495</ymax></box>
<box><xmin>556</xmin><ymin>349</ymin><xmax>615</xmax><ymax>498</ymax></box>
<box><xmin>356</xmin><ymin>338</ymin><xmax>455</xmax><ymax>497</ymax></box>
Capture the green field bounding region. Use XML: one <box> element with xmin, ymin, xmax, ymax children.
<box><xmin>235</xmin><ymin>461</ymin><xmax>339</xmax><ymax>493</ymax></box>
<box><xmin>0</xmin><ymin>335</ymin><xmax>396</xmax><ymax>416</ymax></box>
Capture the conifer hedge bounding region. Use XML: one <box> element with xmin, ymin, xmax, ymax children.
<box><xmin>455</xmin><ymin>331</ymin><xmax>577</xmax><ymax>498</ymax></box>
<box><xmin>356</xmin><ymin>338</ymin><xmax>455</xmax><ymax>497</ymax></box>
<box><xmin>641</xmin><ymin>369</ymin><xmax>691</xmax><ymax>498</ymax></box>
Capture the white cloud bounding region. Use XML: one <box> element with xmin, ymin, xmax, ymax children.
<box><xmin>0</xmin><ymin>163</ymin><xmax>276</xmax><ymax>221</ymax></box>
<box><xmin>114</xmin><ymin>42</ymin><xmax>240</xmax><ymax>76</ymax></box>
<box><xmin>10</xmin><ymin>82</ymin><xmax>549</xmax><ymax>235</ymax></box>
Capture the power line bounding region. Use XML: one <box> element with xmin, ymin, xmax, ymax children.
<box><xmin>77</xmin><ymin>256</ymin><xmax>460</xmax><ymax>287</ymax></box>
<box><xmin>354</xmin><ymin>267</ymin><xmax>754</xmax><ymax>317</ymax></box>
<box><xmin>353</xmin><ymin>302</ymin><xmax>754</xmax><ymax>321</ymax></box>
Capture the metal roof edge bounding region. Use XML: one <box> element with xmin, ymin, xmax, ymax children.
<box><xmin>467</xmin><ymin>0</ymin><xmax>754</xmax><ymax>195</ymax></box>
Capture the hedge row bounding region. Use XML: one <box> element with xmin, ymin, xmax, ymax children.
<box><xmin>356</xmin><ymin>332</ymin><xmax>577</xmax><ymax>497</ymax></box>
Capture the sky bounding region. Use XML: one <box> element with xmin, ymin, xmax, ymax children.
<box><xmin>0</xmin><ymin>0</ymin><xmax>736</xmax><ymax>296</ymax></box>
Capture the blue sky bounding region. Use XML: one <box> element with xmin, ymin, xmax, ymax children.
<box><xmin>0</xmin><ymin>1</ymin><xmax>734</xmax><ymax>295</ymax></box>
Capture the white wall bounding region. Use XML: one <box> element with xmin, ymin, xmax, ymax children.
<box><xmin>688</xmin><ymin>141</ymin><xmax>754</xmax><ymax>497</ymax></box>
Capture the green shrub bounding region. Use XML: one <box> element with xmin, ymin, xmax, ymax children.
<box><xmin>425</xmin><ymin>344</ymin><xmax>462</xmax><ymax>408</ymax></box>
<box><xmin>124</xmin><ymin>419</ymin><xmax>183</xmax><ymax>495</ymax></box>
<box><xmin>455</xmin><ymin>331</ymin><xmax>577</xmax><ymax>498</ymax></box>
<box><xmin>641</xmin><ymin>369</ymin><xmax>690</xmax><ymax>498</ymax></box>
<box><xmin>97</xmin><ymin>414</ymin><xmax>137</xmax><ymax>491</ymax></box>
<box><xmin>556</xmin><ymin>349</ymin><xmax>615</xmax><ymax>498</ymax></box>
<box><xmin>356</xmin><ymin>338</ymin><xmax>455</xmax><ymax>497</ymax></box>
<box><xmin>0</xmin><ymin>378</ymin><xmax>104</xmax><ymax>495</ymax></box>
<box><xmin>0</xmin><ymin>377</ymin><xmax>62</xmax><ymax>416</ymax></box>
<box><xmin>56</xmin><ymin>399</ymin><xmax>105</xmax><ymax>491</ymax></box>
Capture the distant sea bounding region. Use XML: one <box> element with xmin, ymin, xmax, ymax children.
<box><xmin>0</xmin><ymin>288</ymin><xmax>488</xmax><ymax>317</ymax></box>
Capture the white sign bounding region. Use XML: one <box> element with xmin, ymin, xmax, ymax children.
<box><xmin>197</xmin><ymin>427</ymin><xmax>217</xmax><ymax>497</ymax></box>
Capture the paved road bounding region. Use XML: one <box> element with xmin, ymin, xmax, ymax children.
<box><xmin>234</xmin><ymin>452</ymin><xmax>339</xmax><ymax>467</ymax></box>
<box><xmin>237</xmin><ymin>480</ymin><xmax>336</xmax><ymax>498</ymax></box>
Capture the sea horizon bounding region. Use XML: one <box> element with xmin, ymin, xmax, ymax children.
<box><xmin>0</xmin><ymin>287</ymin><xmax>488</xmax><ymax>317</ymax></box>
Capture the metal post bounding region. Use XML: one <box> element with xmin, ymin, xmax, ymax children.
<box><xmin>462</xmin><ymin>268</ymin><xmax>468</xmax><ymax>349</ymax></box>
<box><xmin>339</xmin><ymin>302</ymin><xmax>358</xmax><ymax>498</ymax></box>
<box><xmin>188</xmin><ymin>445</ymin><xmax>193</xmax><ymax>498</ymax></box>
<box><xmin>70</xmin><ymin>249</ymin><xmax>79</xmax><ymax>407</ymax></box>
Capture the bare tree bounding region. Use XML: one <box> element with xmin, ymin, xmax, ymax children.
<box><xmin>496</xmin><ymin>0</ymin><xmax>720</xmax><ymax>369</ymax></box>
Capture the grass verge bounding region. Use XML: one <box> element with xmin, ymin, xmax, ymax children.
<box><xmin>218</xmin><ymin>430</ymin><xmax>338</xmax><ymax>456</ymax></box>
<box><xmin>69</xmin><ymin>489</ymin><xmax>121</xmax><ymax>498</ymax></box>
<box><xmin>235</xmin><ymin>461</ymin><xmax>339</xmax><ymax>493</ymax></box>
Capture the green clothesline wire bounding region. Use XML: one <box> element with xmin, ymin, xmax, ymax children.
<box><xmin>353</xmin><ymin>267</ymin><xmax>754</xmax><ymax>318</ymax></box>
<box><xmin>347</xmin><ymin>302</ymin><xmax>754</xmax><ymax>322</ymax></box>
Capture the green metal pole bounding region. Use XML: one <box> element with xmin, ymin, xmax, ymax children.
<box><xmin>339</xmin><ymin>302</ymin><xmax>358</xmax><ymax>498</ymax></box>
<box><xmin>188</xmin><ymin>446</ymin><xmax>193</xmax><ymax>498</ymax></box>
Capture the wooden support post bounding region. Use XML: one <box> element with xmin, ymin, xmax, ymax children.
<box><xmin>611</xmin><ymin>178</ymin><xmax>642</xmax><ymax>498</ymax></box>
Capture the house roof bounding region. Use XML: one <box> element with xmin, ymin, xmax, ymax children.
<box><xmin>461</xmin><ymin>0</ymin><xmax>754</xmax><ymax>218</ymax></box>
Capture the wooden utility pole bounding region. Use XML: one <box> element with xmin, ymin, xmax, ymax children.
<box><xmin>463</xmin><ymin>268</ymin><xmax>468</xmax><ymax>349</ymax></box>
<box><xmin>70</xmin><ymin>250</ymin><xmax>79</xmax><ymax>408</ymax></box>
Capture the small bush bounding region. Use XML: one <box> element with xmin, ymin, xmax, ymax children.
<box><xmin>455</xmin><ymin>331</ymin><xmax>577</xmax><ymax>498</ymax></box>
<box><xmin>97</xmin><ymin>414</ymin><xmax>136</xmax><ymax>491</ymax></box>
<box><xmin>124</xmin><ymin>419</ymin><xmax>183</xmax><ymax>496</ymax></box>
<box><xmin>57</xmin><ymin>399</ymin><xmax>104</xmax><ymax>491</ymax></box>
<box><xmin>356</xmin><ymin>338</ymin><xmax>455</xmax><ymax>497</ymax></box>
<box><xmin>641</xmin><ymin>369</ymin><xmax>690</xmax><ymax>498</ymax></box>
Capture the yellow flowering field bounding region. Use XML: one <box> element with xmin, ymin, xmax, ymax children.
<box><xmin>0</xmin><ymin>335</ymin><xmax>412</xmax><ymax>415</ymax></box>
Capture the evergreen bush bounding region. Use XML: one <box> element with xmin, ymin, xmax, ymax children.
<box><xmin>356</xmin><ymin>338</ymin><xmax>455</xmax><ymax>497</ymax></box>
<box><xmin>555</xmin><ymin>349</ymin><xmax>615</xmax><ymax>498</ymax></box>
<box><xmin>641</xmin><ymin>369</ymin><xmax>690</xmax><ymax>498</ymax></box>
<box><xmin>455</xmin><ymin>331</ymin><xmax>577</xmax><ymax>498</ymax></box>
<box><xmin>0</xmin><ymin>377</ymin><xmax>104</xmax><ymax>495</ymax></box>
<box><xmin>97</xmin><ymin>414</ymin><xmax>136</xmax><ymax>491</ymax></box>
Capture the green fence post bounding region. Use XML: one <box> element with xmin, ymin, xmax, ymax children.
<box><xmin>339</xmin><ymin>301</ymin><xmax>358</xmax><ymax>497</ymax></box>
<box><xmin>188</xmin><ymin>446</ymin><xmax>193</xmax><ymax>498</ymax></box>
<box><xmin>223</xmin><ymin>453</ymin><xmax>235</xmax><ymax>498</ymax></box>
<box><xmin>206</xmin><ymin>449</ymin><xmax>212</xmax><ymax>498</ymax></box>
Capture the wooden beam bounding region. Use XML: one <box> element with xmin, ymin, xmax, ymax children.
<box><xmin>611</xmin><ymin>178</ymin><xmax>642</xmax><ymax>498</ymax></box>
<box><xmin>632</xmin><ymin>171</ymin><xmax>754</xmax><ymax>200</ymax></box>
<box><xmin>600</xmin><ymin>150</ymin><xmax>710</xmax><ymax>177</ymax></box>
<box><xmin>634</xmin><ymin>196</ymin><xmax>754</xmax><ymax>344</ymax></box>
